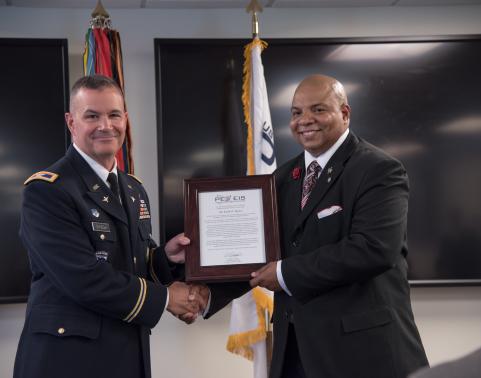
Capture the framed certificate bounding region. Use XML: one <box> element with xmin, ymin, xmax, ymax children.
<box><xmin>184</xmin><ymin>175</ymin><xmax>281</xmax><ymax>282</ymax></box>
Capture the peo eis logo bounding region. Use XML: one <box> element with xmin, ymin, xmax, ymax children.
<box><xmin>215</xmin><ymin>194</ymin><xmax>246</xmax><ymax>203</ymax></box>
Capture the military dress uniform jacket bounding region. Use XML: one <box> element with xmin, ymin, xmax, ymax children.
<box><xmin>14</xmin><ymin>146</ymin><xmax>177</xmax><ymax>378</ymax></box>
<box><xmin>208</xmin><ymin>132</ymin><xmax>429</xmax><ymax>378</ymax></box>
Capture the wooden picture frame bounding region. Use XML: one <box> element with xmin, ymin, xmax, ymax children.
<box><xmin>184</xmin><ymin>175</ymin><xmax>280</xmax><ymax>282</ymax></box>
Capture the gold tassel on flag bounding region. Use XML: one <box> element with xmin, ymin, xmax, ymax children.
<box><xmin>226</xmin><ymin>287</ymin><xmax>273</xmax><ymax>361</ymax></box>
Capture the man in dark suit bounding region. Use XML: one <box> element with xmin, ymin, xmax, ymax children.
<box><xmin>14</xmin><ymin>75</ymin><xmax>200</xmax><ymax>378</ymax></box>
<box><xmin>207</xmin><ymin>74</ymin><xmax>429</xmax><ymax>377</ymax></box>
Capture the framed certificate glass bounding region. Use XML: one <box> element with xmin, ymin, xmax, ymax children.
<box><xmin>184</xmin><ymin>175</ymin><xmax>281</xmax><ymax>282</ymax></box>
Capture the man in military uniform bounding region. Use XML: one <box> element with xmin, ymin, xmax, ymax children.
<box><xmin>14</xmin><ymin>75</ymin><xmax>199</xmax><ymax>378</ymax></box>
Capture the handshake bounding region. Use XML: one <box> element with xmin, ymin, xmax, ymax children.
<box><xmin>166</xmin><ymin>281</ymin><xmax>210</xmax><ymax>324</ymax></box>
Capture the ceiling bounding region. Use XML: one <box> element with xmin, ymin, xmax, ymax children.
<box><xmin>1</xmin><ymin>0</ymin><xmax>481</xmax><ymax>9</ymax></box>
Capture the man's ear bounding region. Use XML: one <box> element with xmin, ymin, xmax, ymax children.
<box><xmin>341</xmin><ymin>104</ymin><xmax>351</xmax><ymax>123</ymax></box>
<box><xmin>65</xmin><ymin>113</ymin><xmax>74</xmax><ymax>134</ymax></box>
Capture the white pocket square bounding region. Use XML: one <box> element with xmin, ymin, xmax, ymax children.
<box><xmin>317</xmin><ymin>205</ymin><xmax>342</xmax><ymax>219</ymax></box>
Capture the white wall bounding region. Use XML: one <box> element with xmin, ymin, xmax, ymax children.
<box><xmin>1</xmin><ymin>5</ymin><xmax>481</xmax><ymax>377</ymax></box>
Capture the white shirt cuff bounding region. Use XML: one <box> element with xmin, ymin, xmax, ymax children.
<box><xmin>164</xmin><ymin>287</ymin><xmax>169</xmax><ymax>311</ymax></box>
<box><xmin>202</xmin><ymin>290</ymin><xmax>212</xmax><ymax>317</ymax></box>
<box><xmin>276</xmin><ymin>260</ymin><xmax>292</xmax><ymax>296</ymax></box>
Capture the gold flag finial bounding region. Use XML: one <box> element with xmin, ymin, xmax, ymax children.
<box><xmin>245</xmin><ymin>0</ymin><xmax>263</xmax><ymax>38</ymax></box>
<box><xmin>91</xmin><ymin>0</ymin><xmax>110</xmax><ymax>18</ymax></box>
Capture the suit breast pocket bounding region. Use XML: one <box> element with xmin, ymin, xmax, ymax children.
<box><xmin>313</xmin><ymin>208</ymin><xmax>343</xmax><ymax>242</ymax></box>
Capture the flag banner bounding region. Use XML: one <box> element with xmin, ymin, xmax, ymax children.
<box><xmin>227</xmin><ymin>287</ymin><xmax>273</xmax><ymax>358</ymax></box>
<box><xmin>243</xmin><ymin>38</ymin><xmax>276</xmax><ymax>175</ymax></box>
<box><xmin>227</xmin><ymin>37</ymin><xmax>276</xmax><ymax>378</ymax></box>
<box><xmin>82</xmin><ymin>15</ymin><xmax>134</xmax><ymax>174</ymax></box>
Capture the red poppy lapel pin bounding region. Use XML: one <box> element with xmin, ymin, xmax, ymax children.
<box><xmin>291</xmin><ymin>167</ymin><xmax>301</xmax><ymax>180</ymax></box>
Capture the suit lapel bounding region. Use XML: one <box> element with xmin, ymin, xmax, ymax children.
<box><xmin>293</xmin><ymin>132</ymin><xmax>358</xmax><ymax>232</ymax></box>
<box><xmin>118</xmin><ymin>172</ymin><xmax>140</xmax><ymax>243</ymax></box>
<box><xmin>66</xmin><ymin>146</ymin><xmax>128</xmax><ymax>225</ymax></box>
<box><xmin>284</xmin><ymin>155</ymin><xmax>304</xmax><ymax>222</ymax></box>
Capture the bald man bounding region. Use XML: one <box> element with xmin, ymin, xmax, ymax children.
<box><xmin>245</xmin><ymin>75</ymin><xmax>428</xmax><ymax>377</ymax></box>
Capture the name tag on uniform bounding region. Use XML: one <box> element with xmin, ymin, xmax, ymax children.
<box><xmin>92</xmin><ymin>222</ymin><xmax>111</xmax><ymax>233</ymax></box>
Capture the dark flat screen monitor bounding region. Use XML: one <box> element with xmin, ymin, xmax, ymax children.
<box><xmin>155</xmin><ymin>36</ymin><xmax>481</xmax><ymax>285</ymax></box>
<box><xmin>0</xmin><ymin>39</ymin><xmax>69</xmax><ymax>303</ymax></box>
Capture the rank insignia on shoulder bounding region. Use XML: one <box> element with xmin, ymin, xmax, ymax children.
<box><xmin>128</xmin><ymin>174</ymin><xmax>142</xmax><ymax>184</ymax></box>
<box><xmin>24</xmin><ymin>171</ymin><xmax>59</xmax><ymax>185</ymax></box>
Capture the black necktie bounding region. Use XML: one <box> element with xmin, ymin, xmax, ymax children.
<box><xmin>107</xmin><ymin>172</ymin><xmax>122</xmax><ymax>203</ymax></box>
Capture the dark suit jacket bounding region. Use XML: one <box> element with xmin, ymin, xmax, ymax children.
<box><xmin>410</xmin><ymin>347</ymin><xmax>481</xmax><ymax>378</ymax></box>
<box><xmin>209</xmin><ymin>132</ymin><xmax>428</xmax><ymax>378</ymax></box>
<box><xmin>14</xmin><ymin>146</ymin><xmax>177</xmax><ymax>378</ymax></box>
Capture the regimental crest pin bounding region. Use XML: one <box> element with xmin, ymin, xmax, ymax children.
<box><xmin>131</xmin><ymin>196</ymin><xmax>136</xmax><ymax>203</ymax></box>
<box><xmin>92</xmin><ymin>184</ymin><xmax>100</xmax><ymax>191</ymax></box>
<box><xmin>327</xmin><ymin>167</ymin><xmax>333</xmax><ymax>174</ymax></box>
<box><xmin>95</xmin><ymin>251</ymin><xmax>109</xmax><ymax>261</ymax></box>
<box><xmin>102</xmin><ymin>196</ymin><xmax>109</xmax><ymax>203</ymax></box>
<box><xmin>91</xmin><ymin>208</ymin><xmax>100</xmax><ymax>218</ymax></box>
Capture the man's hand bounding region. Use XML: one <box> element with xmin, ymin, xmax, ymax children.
<box><xmin>178</xmin><ymin>284</ymin><xmax>211</xmax><ymax>324</ymax></box>
<box><xmin>167</xmin><ymin>281</ymin><xmax>199</xmax><ymax>321</ymax></box>
<box><xmin>250</xmin><ymin>261</ymin><xmax>282</xmax><ymax>291</ymax></box>
<box><xmin>165</xmin><ymin>233</ymin><xmax>190</xmax><ymax>263</ymax></box>
<box><xmin>179</xmin><ymin>284</ymin><xmax>210</xmax><ymax>324</ymax></box>
<box><xmin>189</xmin><ymin>284</ymin><xmax>210</xmax><ymax>313</ymax></box>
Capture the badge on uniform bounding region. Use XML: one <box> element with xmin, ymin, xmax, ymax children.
<box><xmin>139</xmin><ymin>199</ymin><xmax>151</xmax><ymax>220</ymax></box>
<box><xmin>95</xmin><ymin>251</ymin><xmax>109</xmax><ymax>261</ymax></box>
<box><xmin>92</xmin><ymin>222</ymin><xmax>111</xmax><ymax>233</ymax></box>
<box><xmin>91</xmin><ymin>208</ymin><xmax>100</xmax><ymax>218</ymax></box>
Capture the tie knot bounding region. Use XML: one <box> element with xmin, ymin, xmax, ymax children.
<box><xmin>107</xmin><ymin>172</ymin><xmax>118</xmax><ymax>185</ymax></box>
<box><xmin>107</xmin><ymin>172</ymin><xmax>121</xmax><ymax>201</ymax></box>
<box><xmin>307</xmin><ymin>161</ymin><xmax>321</xmax><ymax>176</ymax></box>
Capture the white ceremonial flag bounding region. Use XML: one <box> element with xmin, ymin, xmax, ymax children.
<box><xmin>227</xmin><ymin>37</ymin><xmax>276</xmax><ymax>378</ymax></box>
<box><xmin>249</xmin><ymin>39</ymin><xmax>276</xmax><ymax>175</ymax></box>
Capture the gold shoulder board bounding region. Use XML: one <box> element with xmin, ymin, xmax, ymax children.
<box><xmin>24</xmin><ymin>171</ymin><xmax>59</xmax><ymax>185</ymax></box>
<box><xmin>128</xmin><ymin>173</ymin><xmax>142</xmax><ymax>184</ymax></box>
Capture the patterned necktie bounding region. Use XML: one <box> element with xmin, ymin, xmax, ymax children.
<box><xmin>107</xmin><ymin>172</ymin><xmax>122</xmax><ymax>203</ymax></box>
<box><xmin>301</xmin><ymin>161</ymin><xmax>321</xmax><ymax>209</ymax></box>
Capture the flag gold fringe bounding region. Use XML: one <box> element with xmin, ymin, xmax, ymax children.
<box><xmin>83</xmin><ymin>30</ymin><xmax>89</xmax><ymax>76</ymax></box>
<box><xmin>226</xmin><ymin>287</ymin><xmax>274</xmax><ymax>361</ymax></box>
<box><xmin>242</xmin><ymin>37</ymin><xmax>268</xmax><ymax>176</ymax></box>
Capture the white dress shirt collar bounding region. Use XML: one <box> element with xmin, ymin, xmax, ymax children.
<box><xmin>73</xmin><ymin>143</ymin><xmax>118</xmax><ymax>187</ymax></box>
<box><xmin>304</xmin><ymin>128</ymin><xmax>350</xmax><ymax>172</ymax></box>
